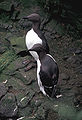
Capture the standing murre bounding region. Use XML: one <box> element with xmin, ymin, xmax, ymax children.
<box><xmin>28</xmin><ymin>44</ymin><xmax>59</xmax><ymax>98</ymax></box>
<box><xmin>23</xmin><ymin>13</ymin><xmax>49</xmax><ymax>61</ymax></box>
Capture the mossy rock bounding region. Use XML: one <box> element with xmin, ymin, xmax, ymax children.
<box><xmin>10</xmin><ymin>36</ymin><xmax>26</xmax><ymax>54</ymax></box>
<box><xmin>76</xmin><ymin>110</ymin><xmax>82</xmax><ymax>120</ymax></box>
<box><xmin>0</xmin><ymin>73</ymin><xmax>10</xmax><ymax>83</ymax></box>
<box><xmin>0</xmin><ymin>93</ymin><xmax>18</xmax><ymax>117</ymax></box>
<box><xmin>0</xmin><ymin>83</ymin><xmax>8</xmax><ymax>98</ymax></box>
<box><xmin>53</xmin><ymin>103</ymin><xmax>76</xmax><ymax>120</ymax></box>
<box><xmin>5</xmin><ymin>57</ymin><xmax>26</xmax><ymax>74</ymax></box>
<box><xmin>11</xmin><ymin>71</ymin><xmax>29</xmax><ymax>84</ymax></box>
<box><xmin>35</xmin><ymin>105</ymin><xmax>46</xmax><ymax>120</ymax></box>
<box><xmin>6</xmin><ymin>76</ymin><xmax>27</xmax><ymax>91</ymax></box>
<box><xmin>19</xmin><ymin>106</ymin><xmax>33</xmax><ymax>117</ymax></box>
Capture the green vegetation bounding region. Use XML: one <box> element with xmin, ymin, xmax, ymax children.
<box><xmin>0</xmin><ymin>49</ymin><xmax>17</xmax><ymax>73</ymax></box>
<box><xmin>17</xmin><ymin>0</ymin><xmax>37</xmax><ymax>8</ymax></box>
<box><xmin>0</xmin><ymin>14</ymin><xmax>9</xmax><ymax>22</ymax></box>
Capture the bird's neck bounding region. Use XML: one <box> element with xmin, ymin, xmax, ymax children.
<box><xmin>32</xmin><ymin>22</ymin><xmax>40</xmax><ymax>32</ymax></box>
<box><xmin>39</xmin><ymin>52</ymin><xmax>46</xmax><ymax>61</ymax></box>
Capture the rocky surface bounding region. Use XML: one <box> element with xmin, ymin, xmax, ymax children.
<box><xmin>0</xmin><ymin>93</ymin><xmax>18</xmax><ymax>118</ymax></box>
<box><xmin>0</xmin><ymin>0</ymin><xmax>82</xmax><ymax>120</ymax></box>
<box><xmin>0</xmin><ymin>83</ymin><xmax>8</xmax><ymax>99</ymax></box>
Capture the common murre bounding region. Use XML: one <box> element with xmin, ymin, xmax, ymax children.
<box><xmin>23</xmin><ymin>13</ymin><xmax>49</xmax><ymax>61</ymax></box>
<box><xmin>28</xmin><ymin>44</ymin><xmax>59</xmax><ymax>98</ymax></box>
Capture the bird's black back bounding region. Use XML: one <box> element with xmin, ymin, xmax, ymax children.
<box><xmin>39</xmin><ymin>55</ymin><xmax>59</xmax><ymax>87</ymax></box>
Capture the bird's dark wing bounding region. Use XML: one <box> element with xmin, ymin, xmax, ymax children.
<box><xmin>39</xmin><ymin>70</ymin><xmax>53</xmax><ymax>87</ymax></box>
<box><xmin>39</xmin><ymin>70</ymin><xmax>58</xmax><ymax>97</ymax></box>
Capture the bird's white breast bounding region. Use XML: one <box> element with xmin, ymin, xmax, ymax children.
<box><xmin>25</xmin><ymin>28</ymin><xmax>42</xmax><ymax>60</ymax></box>
<box><xmin>37</xmin><ymin>59</ymin><xmax>46</xmax><ymax>95</ymax></box>
<box><xmin>26</xmin><ymin>28</ymin><xmax>42</xmax><ymax>49</ymax></box>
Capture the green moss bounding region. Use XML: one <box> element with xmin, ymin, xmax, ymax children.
<box><xmin>0</xmin><ymin>49</ymin><xmax>17</xmax><ymax>73</ymax></box>
<box><xmin>10</xmin><ymin>36</ymin><xmax>26</xmax><ymax>53</ymax></box>
<box><xmin>0</xmin><ymin>13</ymin><xmax>9</xmax><ymax>22</ymax></box>
<box><xmin>12</xmin><ymin>71</ymin><xmax>28</xmax><ymax>84</ymax></box>
<box><xmin>10</xmin><ymin>36</ymin><xmax>25</xmax><ymax>47</ymax></box>
<box><xmin>0</xmin><ymin>73</ymin><xmax>9</xmax><ymax>83</ymax></box>
<box><xmin>76</xmin><ymin>110</ymin><xmax>82</xmax><ymax>120</ymax></box>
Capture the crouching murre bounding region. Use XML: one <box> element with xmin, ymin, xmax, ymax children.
<box><xmin>28</xmin><ymin>44</ymin><xmax>59</xmax><ymax>98</ymax></box>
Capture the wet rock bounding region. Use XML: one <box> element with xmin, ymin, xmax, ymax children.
<box><xmin>75</xmin><ymin>49</ymin><xmax>82</xmax><ymax>55</ymax></box>
<box><xmin>10</xmin><ymin>71</ymin><xmax>29</xmax><ymax>85</ymax></box>
<box><xmin>17</xmin><ymin>89</ymin><xmax>35</xmax><ymax>108</ymax></box>
<box><xmin>0</xmin><ymin>83</ymin><xmax>7</xmax><ymax>99</ymax></box>
<box><xmin>66</xmin><ymin>56</ymin><xmax>75</xmax><ymax>63</ymax></box>
<box><xmin>34</xmin><ymin>99</ymin><xmax>42</xmax><ymax>107</ymax></box>
<box><xmin>0</xmin><ymin>93</ymin><xmax>18</xmax><ymax>118</ymax></box>
<box><xmin>76</xmin><ymin>65</ymin><xmax>82</xmax><ymax>74</ymax></box>
<box><xmin>18</xmin><ymin>91</ymin><xmax>35</xmax><ymax>117</ymax></box>
<box><xmin>67</xmin><ymin>55</ymin><xmax>81</xmax><ymax>64</ymax></box>
<box><xmin>63</xmin><ymin>55</ymin><xmax>69</xmax><ymax>61</ymax></box>
<box><xmin>18</xmin><ymin>106</ymin><xmax>33</xmax><ymax>118</ymax></box>
<box><xmin>18</xmin><ymin>96</ymin><xmax>29</xmax><ymax>108</ymax></box>
<box><xmin>18</xmin><ymin>94</ymin><xmax>35</xmax><ymax>108</ymax></box>
<box><xmin>60</xmin><ymin>73</ymin><xmax>70</xmax><ymax>81</ymax></box>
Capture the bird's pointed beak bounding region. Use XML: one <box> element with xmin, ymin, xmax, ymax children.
<box><xmin>22</xmin><ymin>16</ymin><xmax>29</xmax><ymax>19</ymax></box>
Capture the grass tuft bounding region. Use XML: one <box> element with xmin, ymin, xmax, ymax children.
<box><xmin>0</xmin><ymin>49</ymin><xmax>17</xmax><ymax>73</ymax></box>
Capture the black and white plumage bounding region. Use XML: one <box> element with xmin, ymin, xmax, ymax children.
<box><xmin>23</xmin><ymin>13</ymin><xmax>49</xmax><ymax>61</ymax></box>
<box><xmin>28</xmin><ymin>44</ymin><xmax>59</xmax><ymax>98</ymax></box>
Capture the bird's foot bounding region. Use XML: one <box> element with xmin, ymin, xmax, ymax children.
<box><xmin>56</xmin><ymin>94</ymin><xmax>62</xmax><ymax>98</ymax></box>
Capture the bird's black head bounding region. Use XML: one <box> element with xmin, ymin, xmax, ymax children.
<box><xmin>23</xmin><ymin>13</ymin><xmax>41</xmax><ymax>23</ymax></box>
<box><xmin>28</xmin><ymin>44</ymin><xmax>46</xmax><ymax>55</ymax></box>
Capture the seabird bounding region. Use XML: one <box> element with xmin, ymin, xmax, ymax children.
<box><xmin>23</xmin><ymin>13</ymin><xmax>49</xmax><ymax>61</ymax></box>
<box><xmin>28</xmin><ymin>44</ymin><xmax>59</xmax><ymax>98</ymax></box>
